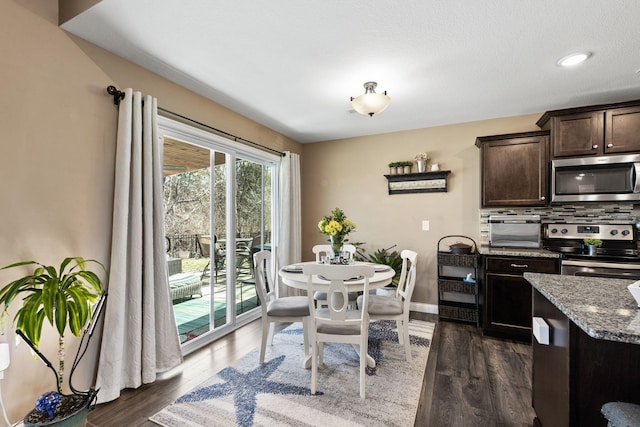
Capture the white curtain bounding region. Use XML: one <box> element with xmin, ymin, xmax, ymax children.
<box><xmin>95</xmin><ymin>89</ymin><xmax>183</xmax><ymax>404</ymax></box>
<box><xmin>277</xmin><ymin>151</ymin><xmax>302</xmax><ymax>297</ymax></box>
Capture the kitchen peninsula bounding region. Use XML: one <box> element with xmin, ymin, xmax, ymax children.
<box><xmin>524</xmin><ymin>273</ymin><xmax>640</xmax><ymax>427</ymax></box>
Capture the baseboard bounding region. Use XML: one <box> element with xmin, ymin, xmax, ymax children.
<box><xmin>410</xmin><ymin>302</ymin><xmax>438</xmax><ymax>314</ymax></box>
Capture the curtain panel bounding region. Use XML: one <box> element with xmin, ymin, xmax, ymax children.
<box><xmin>277</xmin><ymin>151</ymin><xmax>302</xmax><ymax>297</ymax></box>
<box><xmin>95</xmin><ymin>89</ymin><xmax>182</xmax><ymax>404</ymax></box>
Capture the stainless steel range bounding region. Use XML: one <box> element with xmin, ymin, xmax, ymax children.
<box><xmin>542</xmin><ymin>222</ymin><xmax>640</xmax><ymax>280</ymax></box>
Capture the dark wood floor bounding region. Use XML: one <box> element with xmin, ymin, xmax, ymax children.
<box><xmin>87</xmin><ymin>315</ymin><xmax>535</xmax><ymax>427</ymax></box>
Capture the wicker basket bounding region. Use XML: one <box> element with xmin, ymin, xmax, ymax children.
<box><xmin>439</xmin><ymin>305</ymin><xmax>478</xmax><ymax>323</ymax></box>
<box><xmin>438</xmin><ymin>279</ymin><xmax>477</xmax><ymax>295</ymax></box>
<box><xmin>437</xmin><ymin>252</ymin><xmax>477</xmax><ymax>268</ymax></box>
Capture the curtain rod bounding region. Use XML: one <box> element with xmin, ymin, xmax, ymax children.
<box><xmin>106</xmin><ymin>85</ymin><xmax>285</xmax><ymax>157</ymax></box>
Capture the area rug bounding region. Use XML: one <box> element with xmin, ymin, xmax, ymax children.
<box><xmin>150</xmin><ymin>319</ymin><xmax>434</xmax><ymax>427</ymax></box>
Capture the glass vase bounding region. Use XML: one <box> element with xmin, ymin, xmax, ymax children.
<box><xmin>330</xmin><ymin>235</ymin><xmax>343</xmax><ymax>260</ymax></box>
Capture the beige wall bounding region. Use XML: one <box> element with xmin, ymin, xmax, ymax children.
<box><xmin>301</xmin><ymin>114</ymin><xmax>542</xmax><ymax>309</ymax></box>
<box><xmin>0</xmin><ymin>1</ymin><xmax>300</xmax><ymax>421</ymax></box>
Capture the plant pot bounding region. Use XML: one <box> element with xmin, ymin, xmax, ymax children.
<box><xmin>389</xmin><ymin>167</ymin><xmax>396</xmax><ymax>175</ymax></box>
<box><xmin>396</xmin><ymin>166</ymin><xmax>404</xmax><ymax>174</ymax></box>
<box><xmin>587</xmin><ymin>245</ymin><xmax>598</xmax><ymax>256</ymax></box>
<box><xmin>416</xmin><ymin>160</ymin><xmax>427</xmax><ymax>173</ymax></box>
<box><xmin>403</xmin><ymin>166</ymin><xmax>411</xmax><ymax>174</ymax></box>
<box><xmin>24</xmin><ymin>394</ymin><xmax>90</xmax><ymax>427</ymax></box>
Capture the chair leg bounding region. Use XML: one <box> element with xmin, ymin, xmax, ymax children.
<box><xmin>310</xmin><ymin>330</ymin><xmax>317</xmax><ymax>395</ymax></box>
<box><xmin>260</xmin><ymin>319</ymin><xmax>269</xmax><ymax>364</ymax></box>
<box><xmin>401</xmin><ymin>316</ymin><xmax>411</xmax><ymax>362</ymax></box>
<box><xmin>360</xmin><ymin>330</ymin><xmax>368</xmax><ymax>399</ymax></box>
<box><xmin>302</xmin><ymin>317</ymin><xmax>309</xmax><ymax>357</ymax></box>
<box><xmin>267</xmin><ymin>322</ymin><xmax>276</xmax><ymax>346</ymax></box>
<box><xmin>397</xmin><ymin>319</ymin><xmax>404</xmax><ymax>345</ymax></box>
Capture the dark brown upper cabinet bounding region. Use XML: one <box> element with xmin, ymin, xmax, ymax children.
<box><xmin>537</xmin><ymin>100</ymin><xmax>640</xmax><ymax>158</ymax></box>
<box><xmin>476</xmin><ymin>131</ymin><xmax>549</xmax><ymax>208</ymax></box>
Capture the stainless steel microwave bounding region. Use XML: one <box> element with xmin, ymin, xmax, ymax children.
<box><xmin>551</xmin><ymin>154</ymin><xmax>640</xmax><ymax>203</ymax></box>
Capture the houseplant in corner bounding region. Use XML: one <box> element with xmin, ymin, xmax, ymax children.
<box><xmin>0</xmin><ymin>257</ymin><xmax>106</xmax><ymax>427</ymax></box>
<box><xmin>355</xmin><ymin>244</ymin><xmax>402</xmax><ymax>295</ymax></box>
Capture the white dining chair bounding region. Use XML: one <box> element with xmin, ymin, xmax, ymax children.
<box><xmin>357</xmin><ymin>249</ymin><xmax>417</xmax><ymax>362</ymax></box>
<box><xmin>313</xmin><ymin>244</ymin><xmax>358</xmax><ymax>309</ymax></box>
<box><xmin>302</xmin><ymin>263</ymin><xmax>375</xmax><ymax>399</ymax></box>
<box><xmin>254</xmin><ymin>250</ymin><xmax>310</xmax><ymax>364</ymax></box>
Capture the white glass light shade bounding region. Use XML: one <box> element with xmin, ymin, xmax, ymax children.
<box><xmin>350</xmin><ymin>82</ymin><xmax>390</xmax><ymax>117</ymax></box>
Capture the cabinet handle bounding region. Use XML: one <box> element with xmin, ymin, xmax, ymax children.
<box><xmin>540</xmin><ymin>196</ymin><xmax>545</xmax><ymax>201</ymax></box>
<box><xmin>592</xmin><ymin>145</ymin><xmax>598</xmax><ymax>149</ymax></box>
<box><xmin>510</xmin><ymin>263</ymin><xmax>528</xmax><ymax>268</ymax></box>
<box><xmin>607</xmin><ymin>143</ymin><xmax>613</xmax><ymax>148</ymax></box>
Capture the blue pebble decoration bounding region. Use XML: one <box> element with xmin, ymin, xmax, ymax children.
<box><xmin>35</xmin><ymin>391</ymin><xmax>60</xmax><ymax>420</ymax></box>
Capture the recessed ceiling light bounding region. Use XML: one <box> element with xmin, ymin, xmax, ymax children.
<box><xmin>557</xmin><ymin>52</ymin><xmax>591</xmax><ymax>67</ymax></box>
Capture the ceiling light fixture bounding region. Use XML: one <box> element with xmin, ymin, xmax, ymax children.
<box><xmin>350</xmin><ymin>81</ymin><xmax>390</xmax><ymax>117</ymax></box>
<box><xmin>557</xmin><ymin>52</ymin><xmax>591</xmax><ymax>67</ymax></box>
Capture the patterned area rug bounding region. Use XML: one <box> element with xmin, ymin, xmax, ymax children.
<box><xmin>150</xmin><ymin>319</ymin><xmax>434</xmax><ymax>427</ymax></box>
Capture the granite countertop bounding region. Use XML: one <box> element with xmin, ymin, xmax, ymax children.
<box><xmin>478</xmin><ymin>245</ymin><xmax>561</xmax><ymax>258</ymax></box>
<box><xmin>524</xmin><ymin>272</ymin><xmax>640</xmax><ymax>344</ymax></box>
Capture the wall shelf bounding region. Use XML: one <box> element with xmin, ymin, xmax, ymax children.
<box><xmin>383</xmin><ymin>171</ymin><xmax>451</xmax><ymax>195</ymax></box>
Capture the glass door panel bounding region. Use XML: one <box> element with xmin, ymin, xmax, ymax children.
<box><xmin>163</xmin><ymin>137</ymin><xmax>213</xmax><ymax>344</ymax></box>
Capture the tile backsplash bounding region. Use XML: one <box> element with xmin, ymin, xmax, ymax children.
<box><xmin>479</xmin><ymin>203</ymin><xmax>640</xmax><ymax>246</ymax></box>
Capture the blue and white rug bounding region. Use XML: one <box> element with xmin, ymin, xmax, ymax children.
<box><xmin>150</xmin><ymin>319</ymin><xmax>434</xmax><ymax>427</ymax></box>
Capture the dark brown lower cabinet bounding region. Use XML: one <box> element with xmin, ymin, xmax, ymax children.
<box><xmin>532</xmin><ymin>289</ymin><xmax>640</xmax><ymax>426</ymax></box>
<box><xmin>483</xmin><ymin>256</ymin><xmax>560</xmax><ymax>341</ymax></box>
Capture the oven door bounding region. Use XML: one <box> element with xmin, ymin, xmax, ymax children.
<box><xmin>561</xmin><ymin>259</ymin><xmax>640</xmax><ymax>280</ymax></box>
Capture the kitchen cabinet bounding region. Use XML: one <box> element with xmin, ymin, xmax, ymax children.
<box><xmin>476</xmin><ymin>131</ymin><xmax>549</xmax><ymax>207</ymax></box>
<box><xmin>536</xmin><ymin>100</ymin><xmax>640</xmax><ymax>158</ymax></box>
<box><xmin>437</xmin><ymin>236</ymin><xmax>480</xmax><ymax>326</ymax></box>
<box><xmin>483</xmin><ymin>255</ymin><xmax>559</xmax><ymax>341</ymax></box>
<box><xmin>532</xmin><ymin>287</ymin><xmax>640</xmax><ymax>427</ymax></box>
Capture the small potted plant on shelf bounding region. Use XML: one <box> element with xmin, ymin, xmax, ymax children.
<box><xmin>414</xmin><ymin>152</ymin><xmax>429</xmax><ymax>173</ymax></box>
<box><xmin>584</xmin><ymin>238</ymin><xmax>602</xmax><ymax>256</ymax></box>
<box><xmin>0</xmin><ymin>257</ymin><xmax>107</xmax><ymax>427</ymax></box>
<box><xmin>388</xmin><ymin>162</ymin><xmax>399</xmax><ymax>175</ymax></box>
<box><xmin>401</xmin><ymin>161</ymin><xmax>413</xmax><ymax>174</ymax></box>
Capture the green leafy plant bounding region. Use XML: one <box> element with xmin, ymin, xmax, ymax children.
<box><xmin>354</xmin><ymin>244</ymin><xmax>403</xmax><ymax>285</ymax></box>
<box><xmin>0</xmin><ymin>257</ymin><xmax>106</xmax><ymax>392</ymax></box>
<box><xmin>584</xmin><ymin>238</ymin><xmax>602</xmax><ymax>247</ymax></box>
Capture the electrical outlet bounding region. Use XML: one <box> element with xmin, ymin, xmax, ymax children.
<box><xmin>422</xmin><ymin>220</ymin><xmax>430</xmax><ymax>231</ymax></box>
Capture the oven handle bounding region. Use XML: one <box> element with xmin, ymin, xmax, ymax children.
<box><xmin>562</xmin><ymin>259</ymin><xmax>640</xmax><ymax>270</ymax></box>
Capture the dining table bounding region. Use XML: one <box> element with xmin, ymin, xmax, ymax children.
<box><xmin>279</xmin><ymin>260</ymin><xmax>396</xmax><ymax>368</ymax></box>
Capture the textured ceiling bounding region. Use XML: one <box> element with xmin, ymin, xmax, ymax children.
<box><xmin>62</xmin><ymin>0</ymin><xmax>640</xmax><ymax>143</ymax></box>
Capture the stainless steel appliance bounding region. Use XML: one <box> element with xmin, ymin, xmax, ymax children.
<box><xmin>543</xmin><ymin>221</ymin><xmax>640</xmax><ymax>279</ymax></box>
<box><xmin>551</xmin><ymin>154</ymin><xmax>640</xmax><ymax>203</ymax></box>
<box><xmin>489</xmin><ymin>214</ymin><xmax>541</xmax><ymax>248</ymax></box>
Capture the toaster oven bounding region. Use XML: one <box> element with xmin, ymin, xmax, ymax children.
<box><xmin>489</xmin><ymin>215</ymin><xmax>541</xmax><ymax>248</ymax></box>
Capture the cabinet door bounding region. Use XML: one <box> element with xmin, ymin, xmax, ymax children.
<box><xmin>480</xmin><ymin>135</ymin><xmax>548</xmax><ymax>207</ymax></box>
<box><xmin>551</xmin><ymin>112</ymin><xmax>603</xmax><ymax>158</ymax></box>
<box><xmin>605</xmin><ymin>106</ymin><xmax>640</xmax><ymax>154</ymax></box>
<box><xmin>484</xmin><ymin>273</ymin><xmax>532</xmax><ymax>339</ymax></box>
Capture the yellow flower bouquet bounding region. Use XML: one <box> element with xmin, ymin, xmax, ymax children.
<box><xmin>318</xmin><ymin>207</ymin><xmax>357</xmax><ymax>256</ymax></box>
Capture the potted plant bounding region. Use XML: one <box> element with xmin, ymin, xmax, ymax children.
<box><xmin>0</xmin><ymin>257</ymin><xmax>106</xmax><ymax>427</ymax></box>
<box><xmin>414</xmin><ymin>152</ymin><xmax>429</xmax><ymax>173</ymax></box>
<box><xmin>388</xmin><ymin>162</ymin><xmax>398</xmax><ymax>175</ymax></box>
<box><xmin>584</xmin><ymin>238</ymin><xmax>602</xmax><ymax>256</ymax></box>
<box><xmin>355</xmin><ymin>244</ymin><xmax>402</xmax><ymax>295</ymax></box>
<box><xmin>401</xmin><ymin>161</ymin><xmax>413</xmax><ymax>174</ymax></box>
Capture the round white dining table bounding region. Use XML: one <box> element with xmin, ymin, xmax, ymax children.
<box><xmin>278</xmin><ymin>261</ymin><xmax>395</xmax><ymax>368</ymax></box>
<box><xmin>279</xmin><ymin>261</ymin><xmax>395</xmax><ymax>291</ymax></box>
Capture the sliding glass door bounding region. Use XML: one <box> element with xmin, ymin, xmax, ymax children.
<box><xmin>159</xmin><ymin>117</ymin><xmax>278</xmax><ymax>354</ymax></box>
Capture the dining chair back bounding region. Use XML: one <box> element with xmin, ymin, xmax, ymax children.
<box><xmin>312</xmin><ymin>244</ymin><xmax>358</xmax><ymax>309</ymax></box>
<box><xmin>254</xmin><ymin>250</ymin><xmax>309</xmax><ymax>364</ymax></box>
<box><xmin>357</xmin><ymin>249</ymin><xmax>418</xmax><ymax>361</ymax></box>
<box><xmin>312</xmin><ymin>244</ymin><xmax>333</xmax><ymax>262</ymax></box>
<box><xmin>302</xmin><ymin>263</ymin><xmax>375</xmax><ymax>399</ymax></box>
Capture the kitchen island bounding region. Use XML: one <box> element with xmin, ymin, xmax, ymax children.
<box><xmin>524</xmin><ymin>273</ymin><xmax>640</xmax><ymax>427</ymax></box>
